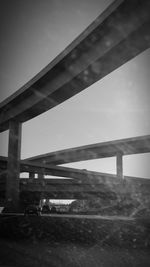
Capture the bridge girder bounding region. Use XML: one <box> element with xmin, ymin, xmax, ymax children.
<box><xmin>27</xmin><ymin>135</ymin><xmax>150</xmax><ymax>165</ymax></box>
<box><xmin>1</xmin><ymin>174</ymin><xmax>150</xmax><ymax>200</ymax></box>
<box><xmin>1</xmin><ymin>155</ymin><xmax>150</xmax><ymax>185</ymax></box>
<box><xmin>0</xmin><ymin>0</ymin><xmax>150</xmax><ymax>132</ymax></box>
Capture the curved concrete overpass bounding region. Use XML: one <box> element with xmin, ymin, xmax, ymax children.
<box><xmin>0</xmin><ymin>0</ymin><xmax>150</xmax><ymax>132</ymax></box>
<box><xmin>27</xmin><ymin>135</ymin><xmax>150</xmax><ymax>165</ymax></box>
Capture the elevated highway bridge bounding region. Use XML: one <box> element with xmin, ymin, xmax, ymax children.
<box><xmin>0</xmin><ymin>0</ymin><xmax>150</xmax><ymax>211</ymax></box>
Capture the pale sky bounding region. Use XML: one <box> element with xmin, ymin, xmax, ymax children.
<box><xmin>0</xmin><ymin>0</ymin><xmax>150</xmax><ymax>178</ymax></box>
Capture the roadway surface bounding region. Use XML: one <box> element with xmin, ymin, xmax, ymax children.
<box><xmin>0</xmin><ymin>212</ymin><xmax>135</xmax><ymax>221</ymax></box>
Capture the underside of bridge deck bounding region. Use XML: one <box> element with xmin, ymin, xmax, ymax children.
<box><xmin>0</xmin><ymin>0</ymin><xmax>150</xmax><ymax>133</ymax></box>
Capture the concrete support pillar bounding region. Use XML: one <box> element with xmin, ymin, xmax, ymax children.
<box><xmin>116</xmin><ymin>152</ymin><xmax>123</xmax><ymax>179</ymax></box>
<box><xmin>38</xmin><ymin>172</ymin><xmax>44</xmax><ymax>179</ymax></box>
<box><xmin>29</xmin><ymin>172</ymin><xmax>35</xmax><ymax>179</ymax></box>
<box><xmin>6</xmin><ymin>120</ymin><xmax>22</xmax><ymax>211</ymax></box>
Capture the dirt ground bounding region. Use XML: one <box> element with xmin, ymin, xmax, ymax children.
<box><xmin>0</xmin><ymin>238</ymin><xmax>150</xmax><ymax>267</ymax></box>
<box><xmin>0</xmin><ymin>214</ymin><xmax>150</xmax><ymax>266</ymax></box>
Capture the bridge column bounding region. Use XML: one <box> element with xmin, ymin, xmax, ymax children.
<box><xmin>6</xmin><ymin>120</ymin><xmax>22</xmax><ymax>211</ymax></box>
<box><xmin>116</xmin><ymin>152</ymin><xmax>123</xmax><ymax>179</ymax></box>
<box><xmin>29</xmin><ymin>172</ymin><xmax>35</xmax><ymax>179</ymax></box>
<box><xmin>38</xmin><ymin>172</ymin><xmax>44</xmax><ymax>179</ymax></box>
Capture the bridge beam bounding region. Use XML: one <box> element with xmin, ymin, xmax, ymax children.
<box><xmin>0</xmin><ymin>0</ymin><xmax>150</xmax><ymax>132</ymax></box>
<box><xmin>27</xmin><ymin>135</ymin><xmax>150</xmax><ymax>165</ymax></box>
<box><xmin>6</xmin><ymin>120</ymin><xmax>22</xmax><ymax>211</ymax></box>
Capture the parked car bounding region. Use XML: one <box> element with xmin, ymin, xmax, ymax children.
<box><xmin>50</xmin><ymin>206</ymin><xmax>57</xmax><ymax>213</ymax></box>
<box><xmin>24</xmin><ymin>204</ymin><xmax>40</xmax><ymax>216</ymax></box>
<box><xmin>41</xmin><ymin>204</ymin><xmax>50</xmax><ymax>214</ymax></box>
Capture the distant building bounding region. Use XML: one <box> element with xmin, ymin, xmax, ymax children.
<box><xmin>40</xmin><ymin>198</ymin><xmax>70</xmax><ymax>212</ymax></box>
